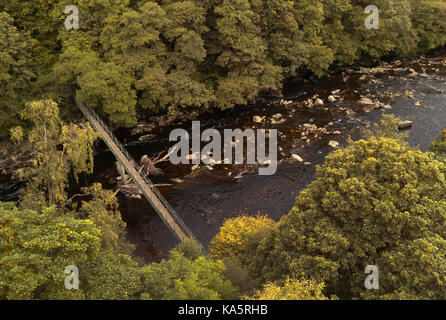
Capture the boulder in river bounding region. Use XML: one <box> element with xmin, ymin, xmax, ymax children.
<box><xmin>408</xmin><ymin>68</ymin><xmax>418</xmax><ymax>77</ymax></box>
<box><xmin>398</xmin><ymin>120</ymin><xmax>413</xmax><ymax>130</ymax></box>
<box><xmin>271</xmin><ymin>113</ymin><xmax>285</xmax><ymax>125</ymax></box>
<box><xmin>131</xmin><ymin>123</ymin><xmax>156</xmax><ymax>136</ymax></box>
<box><xmin>359</xmin><ymin>96</ymin><xmax>374</xmax><ymax>105</ymax></box>
<box><xmin>291</xmin><ymin>154</ymin><xmax>304</xmax><ymax>162</ymax></box>
<box><xmin>329</xmin><ymin>140</ymin><xmax>340</xmax><ymax>148</ymax></box>
<box><xmin>328</xmin><ymin>95</ymin><xmax>336</xmax><ymax>103</ymax></box>
<box><xmin>280</xmin><ymin>99</ymin><xmax>293</xmax><ymax>106</ymax></box>
<box><xmin>138</xmin><ymin>134</ymin><xmax>156</xmax><ymax>142</ymax></box>
<box><xmin>314</xmin><ymin>98</ymin><xmax>324</xmax><ymax>106</ymax></box>
<box><xmin>404</xmin><ymin>90</ymin><xmax>415</xmax><ymax>99</ymax></box>
<box><xmin>253</xmin><ymin>115</ymin><xmax>265</xmax><ymax>123</ymax></box>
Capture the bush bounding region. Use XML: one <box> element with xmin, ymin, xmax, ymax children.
<box><xmin>0</xmin><ymin>203</ymin><xmax>141</xmax><ymax>300</ymax></box>
<box><xmin>140</xmin><ymin>251</ymin><xmax>238</xmax><ymax>300</ymax></box>
<box><xmin>245</xmin><ymin>277</ymin><xmax>328</xmax><ymax>300</ymax></box>
<box><xmin>209</xmin><ymin>215</ymin><xmax>275</xmax><ymax>261</ymax></box>
<box><xmin>429</xmin><ymin>129</ymin><xmax>446</xmax><ymax>163</ymax></box>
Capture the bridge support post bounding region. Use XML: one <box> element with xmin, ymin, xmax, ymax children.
<box><xmin>116</xmin><ymin>161</ymin><xmax>128</xmax><ymax>185</ymax></box>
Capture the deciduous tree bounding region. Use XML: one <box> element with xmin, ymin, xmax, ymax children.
<box><xmin>140</xmin><ymin>250</ymin><xmax>238</xmax><ymax>300</ymax></box>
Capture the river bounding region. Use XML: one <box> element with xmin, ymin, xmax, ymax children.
<box><xmin>1</xmin><ymin>50</ymin><xmax>445</xmax><ymax>263</ymax></box>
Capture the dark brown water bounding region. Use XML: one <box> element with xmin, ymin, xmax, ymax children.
<box><xmin>2</xmin><ymin>51</ymin><xmax>446</xmax><ymax>262</ymax></box>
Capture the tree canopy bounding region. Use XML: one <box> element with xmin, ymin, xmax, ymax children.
<box><xmin>140</xmin><ymin>250</ymin><xmax>239</xmax><ymax>300</ymax></box>
<box><xmin>245</xmin><ymin>277</ymin><xmax>328</xmax><ymax>300</ymax></box>
<box><xmin>209</xmin><ymin>215</ymin><xmax>275</xmax><ymax>261</ymax></box>
<box><xmin>1</xmin><ymin>0</ymin><xmax>446</xmax><ymax>133</ymax></box>
<box><xmin>0</xmin><ymin>202</ymin><xmax>142</xmax><ymax>300</ymax></box>
<box><xmin>242</xmin><ymin>117</ymin><xmax>446</xmax><ymax>299</ymax></box>
<box><xmin>11</xmin><ymin>99</ymin><xmax>99</xmax><ymax>211</ymax></box>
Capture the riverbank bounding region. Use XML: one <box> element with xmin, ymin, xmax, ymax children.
<box><xmin>1</xmin><ymin>49</ymin><xmax>446</xmax><ymax>262</ymax></box>
<box><xmin>103</xmin><ymin>49</ymin><xmax>446</xmax><ymax>262</ymax></box>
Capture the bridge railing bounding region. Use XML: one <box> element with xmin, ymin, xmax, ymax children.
<box><xmin>76</xmin><ymin>100</ymin><xmax>203</xmax><ymax>250</ymax></box>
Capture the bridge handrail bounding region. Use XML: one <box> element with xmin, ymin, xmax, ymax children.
<box><xmin>76</xmin><ymin>100</ymin><xmax>200</xmax><ymax>245</ymax></box>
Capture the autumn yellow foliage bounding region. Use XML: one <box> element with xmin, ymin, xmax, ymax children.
<box><xmin>209</xmin><ymin>215</ymin><xmax>274</xmax><ymax>260</ymax></box>
<box><xmin>245</xmin><ymin>277</ymin><xmax>328</xmax><ymax>300</ymax></box>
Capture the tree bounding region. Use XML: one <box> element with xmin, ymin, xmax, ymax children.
<box><xmin>0</xmin><ymin>202</ymin><xmax>99</xmax><ymax>300</ymax></box>
<box><xmin>209</xmin><ymin>215</ymin><xmax>275</xmax><ymax>261</ymax></box>
<box><xmin>79</xmin><ymin>251</ymin><xmax>141</xmax><ymax>300</ymax></box>
<box><xmin>51</xmin><ymin>46</ymin><xmax>138</xmax><ymax>125</ymax></box>
<box><xmin>0</xmin><ymin>12</ymin><xmax>35</xmax><ymax>136</ymax></box>
<box><xmin>410</xmin><ymin>0</ymin><xmax>446</xmax><ymax>51</ymax></box>
<box><xmin>0</xmin><ymin>0</ymin><xmax>59</xmax><ymax>67</ymax></box>
<box><xmin>346</xmin><ymin>0</ymin><xmax>417</xmax><ymax>59</ymax></box>
<box><xmin>2</xmin><ymin>0</ymin><xmax>446</xmax><ymax>129</ymax></box>
<box><xmin>11</xmin><ymin>99</ymin><xmax>99</xmax><ymax>211</ymax></box>
<box><xmin>245</xmin><ymin>277</ymin><xmax>328</xmax><ymax>300</ymax></box>
<box><xmin>430</xmin><ymin>129</ymin><xmax>446</xmax><ymax>163</ymax></box>
<box><xmin>79</xmin><ymin>183</ymin><xmax>130</xmax><ymax>253</ymax></box>
<box><xmin>219</xmin><ymin>257</ymin><xmax>259</xmax><ymax>296</ymax></box>
<box><xmin>100</xmin><ymin>1</ymin><xmax>214</xmax><ymax>116</ymax></box>
<box><xmin>140</xmin><ymin>250</ymin><xmax>238</xmax><ymax>300</ymax></box>
<box><xmin>361</xmin><ymin>235</ymin><xmax>446</xmax><ymax>300</ymax></box>
<box><xmin>0</xmin><ymin>202</ymin><xmax>142</xmax><ymax>300</ymax></box>
<box><xmin>11</xmin><ymin>98</ymin><xmax>133</xmax><ymax>254</ymax></box>
<box><xmin>245</xmin><ymin>116</ymin><xmax>446</xmax><ymax>299</ymax></box>
<box><xmin>174</xmin><ymin>238</ymin><xmax>206</xmax><ymax>260</ymax></box>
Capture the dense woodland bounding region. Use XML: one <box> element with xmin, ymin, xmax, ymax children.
<box><xmin>2</xmin><ymin>109</ymin><xmax>446</xmax><ymax>300</ymax></box>
<box><xmin>1</xmin><ymin>0</ymin><xmax>446</xmax><ymax>135</ymax></box>
<box><xmin>1</xmin><ymin>0</ymin><xmax>446</xmax><ymax>300</ymax></box>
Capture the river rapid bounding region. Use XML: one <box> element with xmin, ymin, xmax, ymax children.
<box><xmin>1</xmin><ymin>50</ymin><xmax>446</xmax><ymax>262</ymax></box>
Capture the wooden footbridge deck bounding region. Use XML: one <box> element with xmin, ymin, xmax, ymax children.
<box><xmin>76</xmin><ymin>99</ymin><xmax>202</xmax><ymax>248</ymax></box>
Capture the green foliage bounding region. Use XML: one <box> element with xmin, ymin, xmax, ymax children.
<box><xmin>220</xmin><ymin>257</ymin><xmax>259</xmax><ymax>296</ymax></box>
<box><xmin>209</xmin><ymin>215</ymin><xmax>275</xmax><ymax>261</ymax></box>
<box><xmin>1</xmin><ymin>0</ymin><xmax>446</xmax><ymax>130</ymax></box>
<box><xmin>429</xmin><ymin>129</ymin><xmax>446</xmax><ymax>163</ymax></box>
<box><xmin>0</xmin><ymin>12</ymin><xmax>35</xmax><ymax>136</ymax></box>
<box><xmin>140</xmin><ymin>251</ymin><xmax>238</xmax><ymax>300</ymax></box>
<box><xmin>0</xmin><ymin>0</ymin><xmax>59</xmax><ymax>67</ymax></box>
<box><xmin>244</xmin><ymin>119</ymin><xmax>446</xmax><ymax>299</ymax></box>
<box><xmin>361</xmin><ymin>235</ymin><xmax>446</xmax><ymax>300</ymax></box>
<box><xmin>11</xmin><ymin>99</ymin><xmax>133</xmax><ymax>255</ymax></box>
<box><xmin>0</xmin><ymin>203</ymin><xmax>100</xmax><ymax>300</ymax></box>
<box><xmin>51</xmin><ymin>47</ymin><xmax>137</xmax><ymax>125</ymax></box>
<box><xmin>0</xmin><ymin>202</ymin><xmax>142</xmax><ymax>300</ymax></box>
<box><xmin>79</xmin><ymin>251</ymin><xmax>141</xmax><ymax>300</ymax></box>
<box><xmin>79</xmin><ymin>183</ymin><xmax>130</xmax><ymax>253</ymax></box>
<box><xmin>12</xmin><ymin>99</ymin><xmax>99</xmax><ymax>211</ymax></box>
<box><xmin>173</xmin><ymin>238</ymin><xmax>205</xmax><ymax>260</ymax></box>
<box><xmin>410</xmin><ymin>0</ymin><xmax>446</xmax><ymax>51</ymax></box>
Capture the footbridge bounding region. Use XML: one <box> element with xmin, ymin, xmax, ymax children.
<box><xmin>76</xmin><ymin>99</ymin><xmax>203</xmax><ymax>248</ymax></box>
